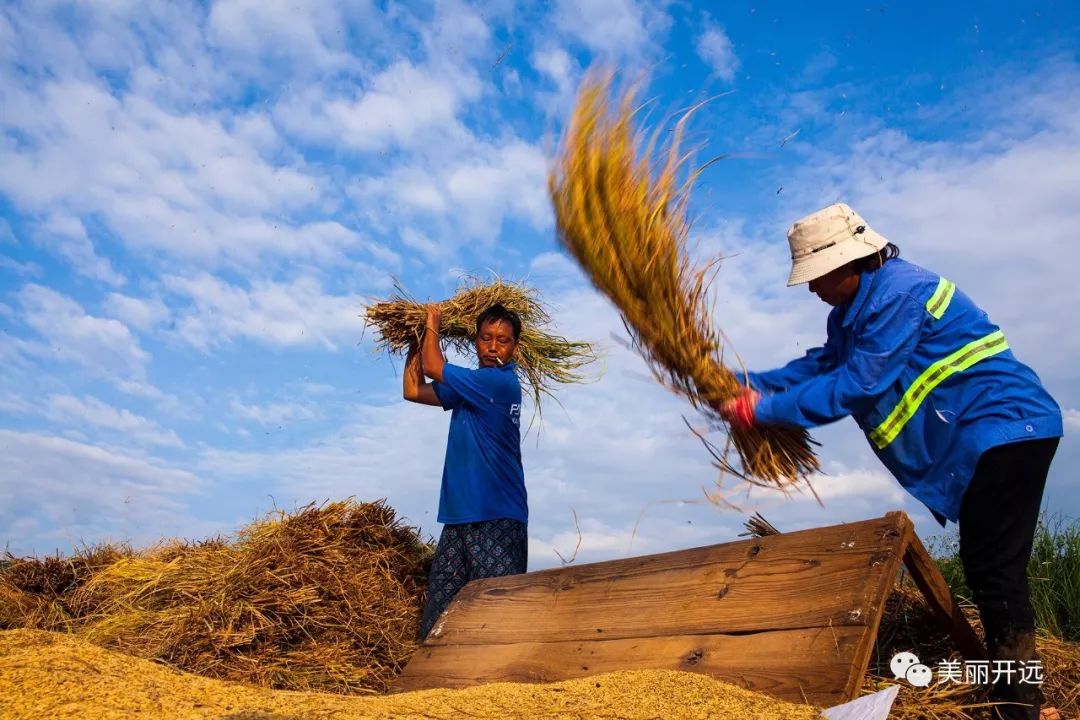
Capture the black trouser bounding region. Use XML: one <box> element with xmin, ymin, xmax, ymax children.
<box><xmin>418</xmin><ymin>518</ymin><xmax>528</xmax><ymax>642</ymax></box>
<box><xmin>959</xmin><ymin>437</ymin><xmax>1059</xmax><ymax>720</ymax></box>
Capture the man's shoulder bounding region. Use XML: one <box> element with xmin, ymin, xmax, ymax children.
<box><xmin>444</xmin><ymin>363</ymin><xmax>522</xmax><ymax>396</ymax></box>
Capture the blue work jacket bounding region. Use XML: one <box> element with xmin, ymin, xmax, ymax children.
<box><xmin>745</xmin><ymin>258</ymin><xmax>1062</xmax><ymax>522</ymax></box>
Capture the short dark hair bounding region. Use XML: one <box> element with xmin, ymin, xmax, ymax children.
<box><xmin>476</xmin><ymin>304</ymin><xmax>522</xmax><ymax>341</ymax></box>
<box><xmin>851</xmin><ymin>242</ymin><xmax>901</xmax><ymax>274</ymax></box>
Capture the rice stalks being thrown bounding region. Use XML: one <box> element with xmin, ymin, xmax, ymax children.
<box><xmin>364</xmin><ymin>275</ymin><xmax>598</xmax><ymax>419</ymax></box>
<box><xmin>547</xmin><ymin>67</ymin><xmax>819</xmax><ymax>488</ymax></box>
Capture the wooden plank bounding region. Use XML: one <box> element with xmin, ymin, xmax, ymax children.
<box><xmin>902</xmin><ymin>530</ymin><xmax>987</xmax><ymax>660</ymax></box>
<box><xmin>843</xmin><ymin>511</ymin><xmax>911</xmax><ymax>699</ymax></box>
<box><xmin>394</xmin><ymin>625</ymin><xmax>865</xmax><ymax>706</ymax></box>
<box><xmin>426</xmin><ymin>514</ymin><xmax>908</xmax><ymax>646</ymax></box>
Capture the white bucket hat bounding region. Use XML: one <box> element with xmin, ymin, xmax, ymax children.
<box><xmin>786</xmin><ymin>203</ymin><xmax>890</xmax><ymax>286</ymax></box>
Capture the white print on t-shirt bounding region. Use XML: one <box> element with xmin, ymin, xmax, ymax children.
<box><xmin>509</xmin><ymin>403</ymin><xmax>520</xmax><ymax>426</ymax></box>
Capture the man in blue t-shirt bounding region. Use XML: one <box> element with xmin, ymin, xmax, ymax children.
<box><xmin>403</xmin><ymin>302</ymin><xmax>528</xmax><ymax>641</ymax></box>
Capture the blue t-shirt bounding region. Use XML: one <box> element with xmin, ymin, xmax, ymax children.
<box><xmin>431</xmin><ymin>362</ymin><xmax>527</xmax><ymax>525</ymax></box>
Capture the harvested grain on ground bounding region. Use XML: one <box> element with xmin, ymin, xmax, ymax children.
<box><xmin>363</xmin><ymin>276</ymin><xmax>598</xmax><ymax>420</ymax></box>
<box><xmin>0</xmin><ymin>628</ymin><xmax>825</xmax><ymax>720</ymax></box>
<box><xmin>547</xmin><ymin>67</ymin><xmax>819</xmax><ymax>488</ymax></box>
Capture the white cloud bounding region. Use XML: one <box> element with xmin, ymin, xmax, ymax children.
<box><xmin>401</xmin><ymin>227</ymin><xmax>450</xmax><ymax>262</ymax></box>
<box><xmin>103</xmin><ymin>292</ymin><xmax>170</xmax><ymax>332</ymax></box>
<box><xmin>207</xmin><ymin>0</ymin><xmax>366</xmax><ymax>71</ymax></box>
<box><xmin>696</xmin><ymin>24</ymin><xmax>739</xmax><ymax>83</ymax></box>
<box><xmin>320</xmin><ymin>62</ymin><xmax>479</xmax><ymax>152</ymax></box>
<box><xmin>16</xmin><ymin>284</ymin><xmax>149</xmax><ymax>380</ymax></box>
<box><xmin>273</xmin><ymin>0</ymin><xmax>491</xmax><ymax>155</ymax></box>
<box><xmin>555</xmin><ymin>0</ymin><xmax>672</xmax><ymax>59</ymax></box>
<box><xmin>163</xmin><ymin>273</ymin><xmax>369</xmax><ymax>351</ymax></box>
<box><xmin>37</xmin><ymin>214</ymin><xmax>125</xmax><ymax>286</ymax></box>
<box><xmin>1064</xmin><ymin>408</ymin><xmax>1080</xmax><ymax>432</ymax></box>
<box><xmin>45</xmin><ymin>394</ymin><xmax>184</xmax><ymax>448</ymax></box>
<box><xmin>356</xmin><ymin>137</ymin><xmax>550</xmax><ymax>243</ymax></box>
<box><xmin>0</xmin><ymin>74</ymin><xmax>368</xmax><ymax>268</ymax></box>
<box><xmin>0</xmin><ymin>429</ymin><xmax>207</xmax><ymax>555</ymax></box>
<box><xmin>230</xmin><ymin>399</ymin><xmax>318</xmax><ymax>426</ymax></box>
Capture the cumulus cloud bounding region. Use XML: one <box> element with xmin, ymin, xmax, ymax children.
<box><xmin>354</xmin><ymin>137</ymin><xmax>550</xmax><ymax>245</ymax></box>
<box><xmin>36</xmin><ymin>214</ymin><xmax>125</xmax><ymax>286</ymax></box>
<box><xmin>230</xmin><ymin>399</ymin><xmax>319</xmax><ymax>426</ymax></box>
<box><xmin>0</xmin><ymin>429</ymin><xmax>207</xmax><ymax>555</ymax></box>
<box><xmin>103</xmin><ymin>293</ymin><xmax>171</xmax><ymax>332</ymax></box>
<box><xmin>163</xmin><ymin>273</ymin><xmax>370</xmax><ymax>351</ymax></box>
<box><xmin>16</xmin><ymin>284</ymin><xmax>149</xmax><ymax>381</ymax></box>
<box><xmin>45</xmin><ymin>394</ymin><xmax>184</xmax><ymax>448</ymax></box>
<box><xmin>696</xmin><ymin>24</ymin><xmax>739</xmax><ymax>82</ymax></box>
<box><xmin>554</xmin><ymin>0</ymin><xmax>672</xmax><ymax>60</ymax></box>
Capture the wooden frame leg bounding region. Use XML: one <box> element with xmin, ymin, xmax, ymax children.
<box><xmin>902</xmin><ymin>532</ymin><xmax>987</xmax><ymax>661</ymax></box>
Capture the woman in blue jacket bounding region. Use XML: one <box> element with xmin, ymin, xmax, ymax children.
<box><xmin>718</xmin><ymin>203</ymin><xmax>1062</xmax><ymax>720</ymax></box>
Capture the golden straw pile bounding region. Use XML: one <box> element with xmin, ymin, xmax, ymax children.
<box><xmin>0</xmin><ymin>629</ymin><xmax>825</xmax><ymax>720</ymax></box>
<box><xmin>0</xmin><ymin>499</ymin><xmax>433</xmax><ymax>695</ymax></box>
<box><xmin>548</xmin><ymin>68</ymin><xmax>819</xmax><ymax>488</ymax></box>
<box><xmin>364</xmin><ymin>276</ymin><xmax>597</xmax><ymax>417</ymax></box>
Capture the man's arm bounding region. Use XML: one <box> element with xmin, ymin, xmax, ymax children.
<box><xmin>421</xmin><ymin>303</ymin><xmax>447</xmax><ymax>383</ymax></box>
<box><xmin>403</xmin><ymin>343</ymin><xmax>441</xmax><ymax>406</ymax></box>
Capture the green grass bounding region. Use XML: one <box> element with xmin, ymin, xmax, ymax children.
<box><xmin>929</xmin><ymin>513</ymin><xmax>1080</xmax><ymax>641</ymax></box>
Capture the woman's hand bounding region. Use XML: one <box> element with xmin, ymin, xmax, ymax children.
<box><xmin>715</xmin><ymin>389</ymin><xmax>760</xmax><ymax>430</ymax></box>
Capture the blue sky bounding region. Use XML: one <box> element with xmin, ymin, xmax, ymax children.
<box><xmin>2</xmin><ymin>0</ymin><xmax>1078</xmax><ymax>567</ymax></box>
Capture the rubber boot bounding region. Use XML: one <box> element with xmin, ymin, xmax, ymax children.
<box><xmin>989</xmin><ymin>627</ymin><xmax>1043</xmax><ymax>720</ymax></box>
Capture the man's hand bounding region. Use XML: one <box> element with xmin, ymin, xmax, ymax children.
<box><xmin>421</xmin><ymin>304</ymin><xmax>446</xmax><ymax>383</ymax></box>
<box><xmin>715</xmin><ymin>389</ymin><xmax>760</xmax><ymax>430</ymax></box>
<box><xmin>426</xmin><ymin>304</ymin><xmax>442</xmax><ymax>335</ymax></box>
<box><xmin>404</xmin><ymin>340</ymin><xmax>441</xmax><ymax>406</ymax></box>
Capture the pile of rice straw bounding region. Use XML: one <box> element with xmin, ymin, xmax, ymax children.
<box><xmin>547</xmin><ymin>67</ymin><xmax>820</xmax><ymax>488</ymax></box>
<box><xmin>0</xmin><ymin>628</ymin><xmax>826</xmax><ymax>720</ymax></box>
<box><xmin>363</xmin><ymin>276</ymin><xmax>598</xmax><ymax>419</ymax></box>
<box><xmin>0</xmin><ymin>499</ymin><xmax>433</xmax><ymax>694</ymax></box>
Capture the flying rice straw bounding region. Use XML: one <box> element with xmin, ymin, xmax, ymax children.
<box><xmin>547</xmin><ymin>67</ymin><xmax>820</xmax><ymax>489</ymax></box>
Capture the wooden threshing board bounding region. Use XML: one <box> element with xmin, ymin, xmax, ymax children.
<box><xmin>393</xmin><ymin>511</ymin><xmax>982</xmax><ymax>707</ymax></box>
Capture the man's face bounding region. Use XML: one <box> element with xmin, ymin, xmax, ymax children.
<box><xmin>476</xmin><ymin>319</ymin><xmax>519</xmax><ymax>368</ymax></box>
<box><xmin>808</xmin><ymin>265</ymin><xmax>860</xmax><ymax>307</ymax></box>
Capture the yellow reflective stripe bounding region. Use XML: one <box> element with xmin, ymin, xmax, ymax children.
<box><xmin>926</xmin><ymin>277</ymin><xmax>955</xmax><ymax>319</ymax></box>
<box><xmin>869</xmin><ymin>330</ymin><xmax>1008</xmax><ymax>449</ymax></box>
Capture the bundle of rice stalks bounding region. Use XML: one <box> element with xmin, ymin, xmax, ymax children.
<box><xmin>1</xmin><ymin>499</ymin><xmax>434</xmax><ymax>695</ymax></box>
<box><xmin>547</xmin><ymin>68</ymin><xmax>819</xmax><ymax>488</ymax></box>
<box><xmin>364</xmin><ymin>276</ymin><xmax>598</xmax><ymax>418</ymax></box>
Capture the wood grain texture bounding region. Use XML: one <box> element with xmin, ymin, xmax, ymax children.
<box><xmin>394</xmin><ymin>626</ymin><xmax>865</xmax><ymax>705</ymax></box>
<box><xmin>424</xmin><ymin>514</ymin><xmax>907</xmax><ymax>646</ymax></box>
<box><xmin>397</xmin><ymin>513</ymin><xmax>915</xmax><ymax>705</ymax></box>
